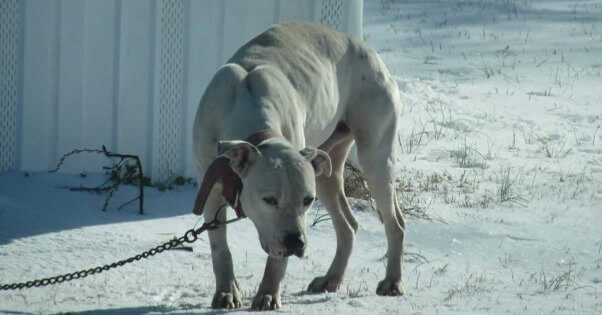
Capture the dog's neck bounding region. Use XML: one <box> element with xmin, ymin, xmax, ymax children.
<box><xmin>227</xmin><ymin>68</ymin><xmax>306</xmax><ymax>149</ymax></box>
<box><xmin>244</xmin><ymin>129</ymin><xmax>282</xmax><ymax>148</ymax></box>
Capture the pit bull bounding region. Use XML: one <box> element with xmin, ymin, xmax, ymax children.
<box><xmin>192</xmin><ymin>22</ymin><xmax>405</xmax><ymax>310</ymax></box>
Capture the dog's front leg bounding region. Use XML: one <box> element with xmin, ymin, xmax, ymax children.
<box><xmin>252</xmin><ymin>256</ymin><xmax>288</xmax><ymax>310</ymax></box>
<box><xmin>204</xmin><ymin>189</ymin><xmax>242</xmax><ymax>309</ymax></box>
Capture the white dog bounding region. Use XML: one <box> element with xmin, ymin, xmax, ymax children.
<box><xmin>192</xmin><ymin>22</ymin><xmax>405</xmax><ymax>310</ymax></box>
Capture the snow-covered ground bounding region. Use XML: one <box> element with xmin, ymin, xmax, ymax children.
<box><xmin>1</xmin><ymin>0</ymin><xmax>601</xmax><ymax>313</ymax></box>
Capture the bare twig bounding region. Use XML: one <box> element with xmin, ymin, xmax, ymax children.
<box><xmin>101</xmin><ymin>145</ymin><xmax>145</xmax><ymax>215</ymax></box>
<box><xmin>49</xmin><ymin>148</ymin><xmax>104</xmax><ymax>173</ymax></box>
<box><xmin>50</xmin><ymin>145</ymin><xmax>146</xmax><ymax>214</ymax></box>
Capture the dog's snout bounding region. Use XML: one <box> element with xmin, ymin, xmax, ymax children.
<box><xmin>283</xmin><ymin>232</ymin><xmax>305</xmax><ymax>257</ymax></box>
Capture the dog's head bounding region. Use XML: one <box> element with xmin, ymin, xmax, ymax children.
<box><xmin>218</xmin><ymin>139</ymin><xmax>331</xmax><ymax>258</ymax></box>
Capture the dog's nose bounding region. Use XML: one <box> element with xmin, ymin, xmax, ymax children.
<box><xmin>283</xmin><ymin>232</ymin><xmax>305</xmax><ymax>257</ymax></box>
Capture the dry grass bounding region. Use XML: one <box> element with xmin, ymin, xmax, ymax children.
<box><xmin>443</xmin><ymin>272</ymin><xmax>490</xmax><ymax>302</ymax></box>
<box><xmin>344</xmin><ymin>162</ymin><xmax>436</xmax><ymax>221</ymax></box>
<box><xmin>497</xmin><ymin>165</ymin><xmax>528</xmax><ymax>206</ymax></box>
<box><xmin>343</xmin><ymin>162</ymin><xmax>375</xmax><ymax>210</ymax></box>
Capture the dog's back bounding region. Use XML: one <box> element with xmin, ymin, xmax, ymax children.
<box><xmin>229</xmin><ymin>22</ymin><xmax>350</xmax><ymax>72</ymax></box>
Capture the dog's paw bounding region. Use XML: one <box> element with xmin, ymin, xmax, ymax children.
<box><xmin>376</xmin><ymin>278</ymin><xmax>404</xmax><ymax>296</ymax></box>
<box><xmin>307</xmin><ymin>276</ymin><xmax>342</xmax><ymax>293</ymax></box>
<box><xmin>211</xmin><ymin>281</ymin><xmax>242</xmax><ymax>309</ymax></box>
<box><xmin>251</xmin><ymin>293</ymin><xmax>281</xmax><ymax>311</ymax></box>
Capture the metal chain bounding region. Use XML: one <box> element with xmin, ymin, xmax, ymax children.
<box><xmin>0</xmin><ymin>217</ymin><xmax>242</xmax><ymax>291</ymax></box>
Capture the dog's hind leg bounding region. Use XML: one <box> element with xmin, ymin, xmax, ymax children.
<box><xmin>394</xmin><ymin>193</ymin><xmax>406</xmax><ymax>230</ymax></box>
<box><xmin>203</xmin><ymin>186</ymin><xmax>242</xmax><ymax>309</ymax></box>
<box><xmin>307</xmin><ymin>136</ymin><xmax>356</xmax><ymax>293</ymax></box>
<box><xmin>354</xmin><ymin>113</ymin><xmax>405</xmax><ymax>296</ymax></box>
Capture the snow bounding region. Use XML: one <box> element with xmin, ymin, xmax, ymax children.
<box><xmin>1</xmin><ymin>0</ymin><xmax>601</xmax><ymax>313</ymax></box>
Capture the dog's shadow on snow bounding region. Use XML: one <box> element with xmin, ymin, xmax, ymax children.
<box><xmin>0</xmin><ymin>171</ymin><xmax>198</xmax><ymax>245</ymax></box>
<box><xmin>53</xmin><ymin>298</ymin><xmax>330</xmax><ymax>314</ymax></box>
<box><xmin>60</xmin><ymin>305</ymin><xmax>261</xmax><ymax>314</ymax></box>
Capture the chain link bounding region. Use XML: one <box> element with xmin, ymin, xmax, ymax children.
<box><xmin>0</xmin><ymin>217</ymin><xmax>242</xmax><ymax>291</ymax></box>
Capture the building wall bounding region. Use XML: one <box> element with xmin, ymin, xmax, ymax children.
<box><xmin>1</xmin><ymin>0</ymin><xmax>363</xmax><ymax>181</ymax></box>
<box><xmin>0</xmin><ymin>0</ymin><xmax>22</xmax><ymax>173</ymax></box>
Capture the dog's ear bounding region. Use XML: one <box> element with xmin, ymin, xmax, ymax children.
<box><xmin>300</xmin><ymin>147</ymin><xmax>332</xmax><ymax>177</ymax></box>
<box><xmin>218</xmin><ymin>140</ymin><xmax>260</xmax><ymax>177</ymax></box>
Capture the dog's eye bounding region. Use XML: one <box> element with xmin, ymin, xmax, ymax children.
<box><xmin>303</xmin><ymin>196</ymin><xmax>315</xmax><ymax>206</ymax></box>
<box><xmin>263</xmin><ymin>196</ymin><xmax>278</xmax><ymax>206</ymax></box>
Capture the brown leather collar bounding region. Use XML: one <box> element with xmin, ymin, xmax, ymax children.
<box><xmin>192</xmin><ymin>130</ymin><xmax>280</xmax><ymax>218</ymax></box>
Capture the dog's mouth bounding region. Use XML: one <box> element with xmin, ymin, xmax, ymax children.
<box><xmin>284</xmin><ymin>245</ymin><xmax>305</xmax><ymax>258</ymax></box>
<box><xmin>261</xmin><ymin>240</ymin><xmax>305</xmax><ymax>258</ymax></box>
<box><xmin>275</xmin><ymin>245</ymin><xmax>305</xmax><ymax>258</ymax></box>
<box><xmin>270</xmin><ymin>249</ymin><xmax>304</xmax><ymax>259</ymax></box>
